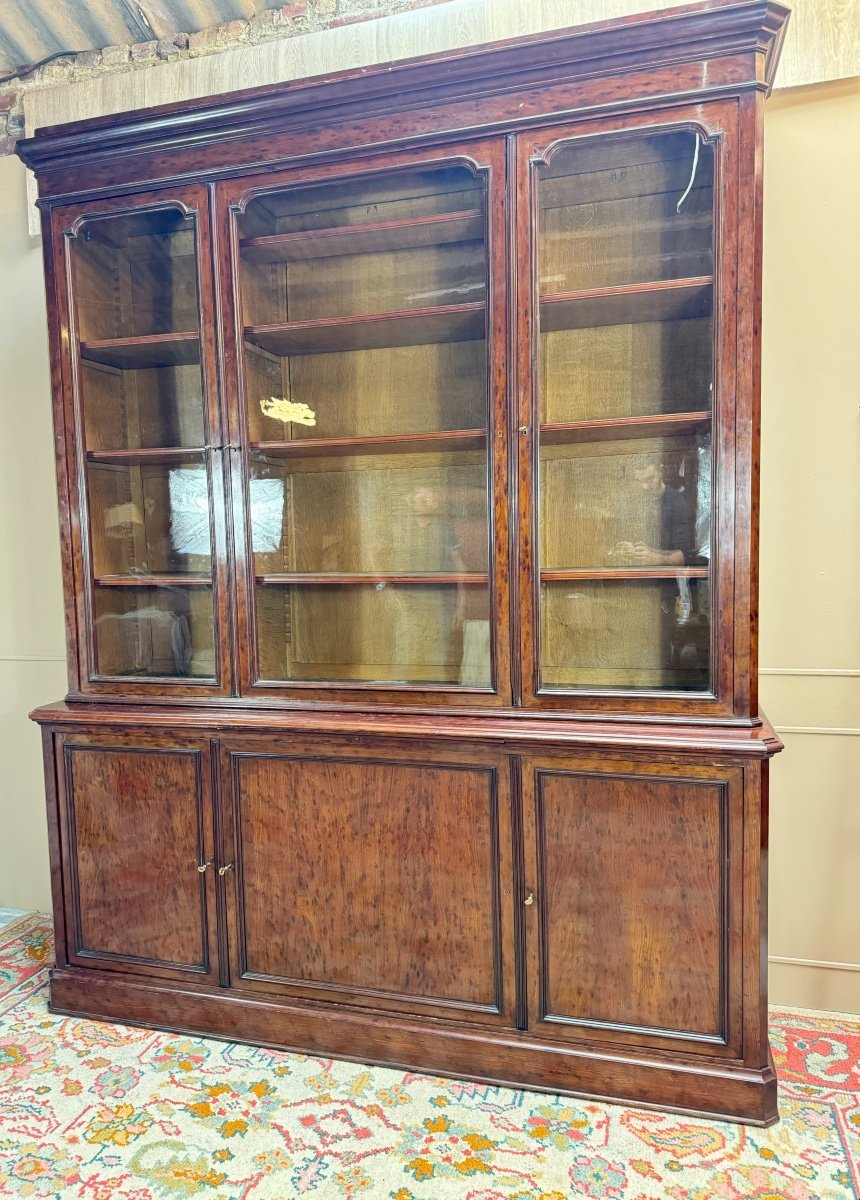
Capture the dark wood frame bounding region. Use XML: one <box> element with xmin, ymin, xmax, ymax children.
<box><xmin>22</xmin><ymin>0</ymin><xmax>789</xmax><ymax>1126</ymax></box>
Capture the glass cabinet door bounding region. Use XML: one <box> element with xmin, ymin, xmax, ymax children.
<box><xmin>228</xmin><ymin>153</ymin><xmax>506</xmax><ymax>695</ymax></box>
<box><xmin>65</xmin><ymin>191</ymin><xmax>228</xmax><ymax>689</ymax></box>
<box><xmin>527</xmin><ymin>126</ymin><xmax>717</xmax><ymax>698</ymax></box>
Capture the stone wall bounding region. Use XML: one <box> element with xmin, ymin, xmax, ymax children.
<box><xmin>0</xmin><ymin>0</ymin><xmax>455</xmax><ymax>154</ymax></box>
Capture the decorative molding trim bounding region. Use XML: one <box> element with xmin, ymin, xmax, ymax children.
<box><xmin>769</xmin><ymin>956</ymin><xmax>860</xmax><ymax>974</ymax></box>
<box><xmin>760</xmin><ymin>668</ymin><xmax>860</xmax><ymax>677</ymax></box>
<box><xmin>0</xmin><ymin>654</ymin><xmax>67</xmax><ymax>663</ymax></box>
<box><xmin>774</xmin><ymin>726</ymin><xmax>860</xmax><ymax>737</ymax></box>
<box><xmin>17</xmin><ymin>1</ymin><xmax>790</xmax><ymax>178</ymax></box>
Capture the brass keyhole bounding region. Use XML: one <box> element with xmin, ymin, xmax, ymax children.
<box><xmin>524</xmin><ymin>891</ymin><xmax>535</xmax><ymax>906</ymax></box>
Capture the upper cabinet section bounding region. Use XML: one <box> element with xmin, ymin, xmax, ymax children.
<box><xmin>534</xmin><ymin>130</ymin><xmax>715</xmax><ymax>696</ymax></box>
<box><xmin>24</xmin><ymin>2</ymin><xmax>790</xmax><ymax>717</ymax></box>
<box><xmin>228</xmin><ymin>155</ymin><xmax>505</xmax><ymax>697</ymax></box>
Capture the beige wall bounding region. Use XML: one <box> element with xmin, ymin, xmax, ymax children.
<box><xmin>0</xmin><ymin>71</ymin><xmax>857</xmax><ymax>1010</ymax></box>
<box><xmin>760</xmin><ymin>77</ymin><xmax>860</xmax><ymax>1012</ymax></box>
<box><xmin>0</xmin><ymin>151</ymin><xmax>66</xmax><ymax>911</ymax></box>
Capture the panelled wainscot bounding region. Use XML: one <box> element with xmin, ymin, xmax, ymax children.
<box><xmin>20</xmin><ymin>0</ymin><xmax>789</xmax><ymax>1125</ymax></box>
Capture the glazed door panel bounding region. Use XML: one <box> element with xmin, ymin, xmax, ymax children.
<box><xmin>57</xmin><ymin>734</ymin><xmax>219</xmax><ymax>982</ymax></box>
<box><xmin>515</xmin><ymin>102</ymin><xmax>740</xmax><ymax>716</ymax></box>
<box><xmin>523</xmin><ymin>753</ymin><xmax>745</xmax><ymax>1057</ymax></box>
<box><xmin>217</xmin><ymin>139</ymin><xmax>512</xmax><ymax>707</ymax></box>
<box><xmin>221</xmin><ymin>740</ymin><xmax>518</xmax><ymax>1026</ymax></box>
<box><xmin>53</xmin><ymin>185</ymin><xmax>233</xmax><ymax>698</ymax></box>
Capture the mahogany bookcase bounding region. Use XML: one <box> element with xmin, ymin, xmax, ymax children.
<box><xmin>19</xmin><ymin>0</ymin><xmax>789</xmax><ymax>1124</ymax></box>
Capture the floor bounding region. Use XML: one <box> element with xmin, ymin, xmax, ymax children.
<box><xmin>0</xmin><ymin>912</ymin><xmax>858</xmax><ymax>1199</ymax></box>
<box><xmin>0</xmin><ymin>909</ymin><xmax>24</xmax><ymax>930</ymax></box>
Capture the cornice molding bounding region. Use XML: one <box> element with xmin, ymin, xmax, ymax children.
<box><xmin>17</xmin><ymin>0</ymin><xmax>790</xmax><ymax>179</ymax></box>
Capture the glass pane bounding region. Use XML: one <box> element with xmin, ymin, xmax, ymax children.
<box><xmin>238</xmin><ymin>164</ymin><xmax>492</xmax><ymax>688</ymax></box>
<box><xmin>256</xmin><ymin>583</ymin><xmax>491</xmax><ymax>687</ymax></box>
<box><xmin>541</xmin><ymin>579</ymin><xmax>710</xmax><ymax>692</ymax></box>
<box><xmin>93</xmin><ymin>584</ymin><xmax>215</xmax><ymax>679</ymax></box>
<box><xmin>87</xmin><ymin>462</ymin><xmax>213</xmax><ymax>579</ymax></box>
<box><xmin>81</xmin><ymin>365</ymin><xmax>204</xmax><ymax>452</ymax></box>
<box><xmin>250</xmin><ymin>452</ymin><xmax>487</xmax><ymax>576</ymax></box>
<box><xmin>539</xmin><ymin>130</ymin><xmax>713</xmax><ymax>291</ymax></box>
<box><xmin>70</xmin><ymin>204</ymin><xmax>219</xmax><ymax>684</ymax></box>
<box><xmin>536</xmin><ymin>130</ymin><xmax>715</xmax><ymax>693</ymax></box>
<box><xmin>71</xmin><ymin>208</ymin><xmax>205</xmax><ymax>452</ymax></box>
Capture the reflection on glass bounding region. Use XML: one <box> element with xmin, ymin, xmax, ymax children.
<box><xmin>537</xmin><ymin>130</ymin><xmax>715</xmax><ymax>692</ymax></box>
<box><xmin>87</xmin><ymin>463</ymin><xmax>213</xmax><ymax>577</ymax></box>
<box><xmin>238</xmin><ymin>164</ymin><xmax>492</xmax><ymax>688</ymax></box>
<box><xmin>541</xmin><ymin>579</ymin><xmax>710</xmax><ymax>691</ymax></box>
<box><xmin>93</xmin><ymin>585</ymin><xmax>215</xmax><ymax>679</ymax></box>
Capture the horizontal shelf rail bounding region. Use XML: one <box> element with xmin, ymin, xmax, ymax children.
<box><xmin>240</xmin><ymin>209</ymin><xmax>484</xmax><ymax>263</ymax></box>
<box><xmin>541</xmin><ymin>567</ymin><xmax>710</xmax><ymax>581</ymax></box>
<box><xmin>94</xmin><ymin>574</ymin><xmax>212</xmax><ymax>588</ymax></box>
<box><xmin>251</xmin><ymin>428</ymin><xmax>486</xmax><ymax>458</ymax></box>
<box><xmin>256</xmin><ymin>572</ymin><xmax>489</xmax><ymax>586</ymax></box>
<box><xmin>540</xmin><ymin>410</ymin><xmax>712</xmax><ymax>444</ymax></box>
<box><xmin>80</xmin><ymin>331</ymin><xmax>200</xmax><ymax>370</ymax></box>
<box><xmin>540</xmin><ymin>276</ymin><xmax>713</xmax><ymax>332</ymax></box>
<box><xmin>86</xmin><ymin>446</ymin><xmax>207</xmax><ymax>464</ymax></box>
<box><xmin>244</xmin><ymin>302</ymin><xmax>485</xmax><ymax>357</ymax></box>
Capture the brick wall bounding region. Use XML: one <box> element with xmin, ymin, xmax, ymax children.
<box><xmin>0</xmin><ymin>0</ymin><xmax>457</xmax><ymax>155</ymax></box>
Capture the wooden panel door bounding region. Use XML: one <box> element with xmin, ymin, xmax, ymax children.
<box><xmin>220</xmin><ymin>739</ymin><xmax>518</xmax><ymax>1026</ymax></box>
<box><xmin>523</xmin><ymin>753</ymin><xmax>746</xmax><ymax>1057</ymax></box>
<box><xmin>57</xmin><ymin>733</ymin><xmax>220</xmax><ymax>982</ymax></box>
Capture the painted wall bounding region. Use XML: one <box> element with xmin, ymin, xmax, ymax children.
<box><xmin>0</xmin><ymin>150</ymin><xmax>66</xmax><ymax>911</ymax></box>
<box><xmin>0</xmin><ymin>74</ymin><xmax>857</xmax><ymax>1010</ymax></box>
<box><xmin>760</xmin><ymin>77</ymin><xmax>860</xmax><ymax>1012</ymax></box>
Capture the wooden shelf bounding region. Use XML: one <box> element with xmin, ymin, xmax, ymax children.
<box><xmin>80</xmin><ymin>332</ymin><xmax>200</xmax><ymax>369</ymax></box>
<box><xmin>540</xmin><ymin>277</ymin><xmax>713</xmax><ymax>332</ymax></box>
<box><xmin>540</xmin><ymin>411</ymin><xmax>712</xmax><ymax>445</ymax></box>
<box><xmin>245</xmin><ymin>302</ymin><xmax>485</xmax><ymax>357</ymax></box>
<box><xmin>256</xmin><ymin>573</ymin><xmax>489</xmax><ymax>586</ymax></box>
<box><xmin>252</xmin><ymin>428</ymin><xmax>486</xmax><ymax>459</ymax></box>
<box><xmin>240</xmin><ymin>209</ymin><xmax>484</xmax><ymax>263</ymax></box>
<box><xmin>86</xmin><ymin>446</ymin><xmax>207</xmax><ymax>464</ymax></box>
<box><xmin>541</xmin><ymin>568</ymin><xmax>709</xmax><ymax>582</ymax></box>
<box><xmin>94</xmin><ymin>574</ymin><xmax>212</xmax><ymax>588</ymax></box>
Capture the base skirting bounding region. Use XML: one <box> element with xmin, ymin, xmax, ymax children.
<box><xmin>48</xmin><ymin>967</ymin><xmax>779</xmax><ymax>1126</ymax></box>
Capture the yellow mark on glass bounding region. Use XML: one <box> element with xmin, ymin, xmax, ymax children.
<box><xmin>260</xmin><ymin>397</ymin><xmax>317</xmax><ymax>426</ymax></box>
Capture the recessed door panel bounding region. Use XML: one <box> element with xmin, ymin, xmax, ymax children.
<box><xmin>223</xmin><ymin>744</ymin><xmax>517</xmax><ymax>1025</ymax></box>
<box><xmin>524</xmin><ymin>755</ymin><xmax>744</xmax><ymax>1056</ymax></box>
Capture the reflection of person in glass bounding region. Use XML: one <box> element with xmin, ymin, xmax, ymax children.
<box><xmin>610</xmin><ymin>454</ymin><xmax>709</xmax><ymax>687</ymax></box>
<box><xmin>611</xmin><ymin>459</ymin><xmax>693</xmax><ymax>567</ymax></box>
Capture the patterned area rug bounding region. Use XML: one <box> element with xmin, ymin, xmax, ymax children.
<box><xmin>0</xmin><ymin>914</ymin><xmax>858</xmax><ymax>1199</ymax></box>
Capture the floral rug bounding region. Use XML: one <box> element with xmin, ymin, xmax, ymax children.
<box><xmin>0</xmin><ymin>914</ymin><xmax>858</xmax><ymax>1199</ymax></box>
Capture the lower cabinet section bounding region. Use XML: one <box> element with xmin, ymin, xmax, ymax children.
<box><xmin>41</xmin><ymin>717</ymin><xmax>775</xmax><ymax>1125</ymax></box>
